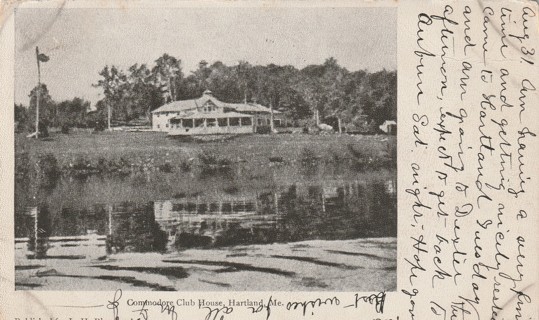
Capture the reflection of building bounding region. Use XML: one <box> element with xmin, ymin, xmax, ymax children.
<box><xmin>151</xmin><ymin>90</ymin><xmax>285</xmax><ymax>135</ymax></box>
<box><xmin>152</xmin><ymin>178</ymin><xmax>398</xmax><ymax>249</ymax></box>
<box><xmin>16</xmin><ymin>178</ymin><xmax>397</xmax><ymax>258</ymax></box>
<box><xmin>153</xmin><ymin>191</ymin><xmax>276</xmax><ymax>241</ymax></box>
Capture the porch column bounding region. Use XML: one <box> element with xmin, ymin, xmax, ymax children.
<box><xmin>203</xmin><ymin>118</ymin><xmax>207</xmax><ymax>128</ymax></box>
<box><xmin>227</xmin><ymin>118</ymin><xmax>230</xmax><ymax>127</ymax></box>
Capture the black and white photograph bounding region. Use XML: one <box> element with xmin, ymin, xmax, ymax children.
<box><xmin>14</xmin><ymin>6</ymin><xmax>397</xmax><ymax>292</ymax></box>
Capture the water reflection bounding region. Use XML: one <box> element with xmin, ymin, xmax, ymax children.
<box><xmin>26</xmin><ymin>206</ymin><xmax>51</xmax><ymax>259</ymax></box>
<box><xmin>17</xmin><ymin>178</ymin><xmax>396</xmax><ymax>258</ymax></box>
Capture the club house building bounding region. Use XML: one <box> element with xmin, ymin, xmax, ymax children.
<box><xmin>152</xmin><ymin>90</ymin><xmax>283</xmax><ymax>136</ymax></box>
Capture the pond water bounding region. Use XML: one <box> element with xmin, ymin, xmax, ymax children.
<box><xmin>15</xmin><ymin>170</ymin><xmax>397</xmax><ymax>259</ymax></box>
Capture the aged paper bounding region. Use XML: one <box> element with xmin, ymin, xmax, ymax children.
<box><xmin>398</xmin><ymin>1</ymin><xmax>538</xmax><ymax>319</ymax></box>
<box><xmin>0</xmin><ymin>0</ymin><xmax>537</xmax><ymax>320</ymax></box>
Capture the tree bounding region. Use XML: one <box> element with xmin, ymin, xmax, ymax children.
<box><xmin>15</xmin><ymin>103</ymin><xmax>29</xmax><ymax>132</ymax></box>
<box><xmin>235</xmin><ymin>60</ymin><xmax>253</xmax><ymax>102</ymax></box>
<box><xmin>28</xmin><ymin>83</ymin><xmax>54</xmax><ymax>130</ymax></box>
<box><xmin>127</xmin><ymin>63</ymin><xmax>164</xmax><ymax>121</ymax></box>
<box><xmin>93</xmin><ymin>65</ymin><xmax>128</xmax><ymax>129</ymax></box>
<box><xmin>89</xmin><ymin>56</ymin><xmax>397</xmax><ymax>131</ymax></box>
<box><xmin>349</xmin><ymin>69</ymin><xmax>396</xmax><ymax>128</ymax></box>
<box><xmin>192</xmin><ymin>60</ymin><xmax>212</xmax><ymax>92</ymax></box>
<box><xmin>152</xmin><ymin>54</ymin><xmax>182</xmax><ymax>102</ymax></box>
<box><xmin>295</xmin><ymin>58</ymin><xmax>348</xmax><ymax>127</ymax></box>
<box><xmin>260</xmin><ymin>65</ymin><xmax>302</xmax><ymax>130</ymax></box>
<box><xmin>55</xmin><ymin>97</ymin><xmax>90</xmax><ymax>129</ymax></box>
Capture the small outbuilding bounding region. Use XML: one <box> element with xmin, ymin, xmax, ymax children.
<box><xmin>379</xmin><ymin>120</ymin><xmax>397</xmax><ymax>135</ymax></box>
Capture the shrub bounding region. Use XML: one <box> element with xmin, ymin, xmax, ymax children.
<box><xmin>158</xmin><ymin>162</ymin><xmax>173</xmax><ymax>173</ymax></box>
<box><xmin>38</xmin><ymin>122</ymin><xmax>49</xmax><ymax>138</ymax></box>
<box><xmin>198</xmin><ymin>151</ymin><xmax>231</xmax><ymax>167</ymax></box>
<box><xmin>93</xmin><ymin>120</ymin><xmax>106</xmax><ymax>132</ymax></box>
<box><xmin>300</xmin><ymin>147</ymin><xmax>318</xmax><ymax>164</ymax></box>
<box><xmin>179</xmin><ymin>159</ymin><xmax>192</xmax><ymax>172</ymax></box>
<box><xmin>96</xmin><ymin>157</ymin><xmax>108</xmax><ymax>173</ymax></box>
<box><xmin>72</xmin><ymin>156</ymin><xmax>93</xmax><ymax>171</ymax></box>
<box><xmin>198</xmin><ymin>151</ymin><xmax>233</xmax><ymax>178</ymax></box>
<box><xmin>256</xmin><ymin>125</ymin><xmax>271</xmax><ymax>134</ymax></box>
<box><xmin>61</xmin><ymin>124</ymin><xmax>71</xmax><ymax>134</ymax></box>
<box><xmin>37</xmin><ymin>153</ymin><xmax>59</xmax><ymax>180</ymax></box>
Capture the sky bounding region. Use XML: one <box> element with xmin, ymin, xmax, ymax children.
<box><xmin>15</xmin><ymin>7</ymin><xmax>396</xmax><ymax>106</ymax></box>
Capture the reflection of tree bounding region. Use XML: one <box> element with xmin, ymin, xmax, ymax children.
<box><xmin>58</xmin><ymin>205</ymin><xmax>109</xmax><ymax>237</ymax></box>
<box><xmin>107</xmin><ymin>202</ymin><xmax>168</xmax><ymax>254</ymax></box>
<box><xmin>363</xmin><ymin>181</ymin><xmax>397</xmax><ymax>237</ymax></box>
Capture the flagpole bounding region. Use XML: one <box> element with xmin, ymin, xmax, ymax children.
<box><xmin>35</xmin><ymin>47</ymin><xmax>41</xmax><ymax>139</ymax></box>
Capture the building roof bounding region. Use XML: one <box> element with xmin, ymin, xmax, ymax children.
<box><xmin>152</xmin><ymin>91</ymin><xmax>279</xmax><ymax>114</ymax></box>
<box><xmin>379</xmin><ymin>120</ymin><xmax>397</xmax><ymax>133</ymax></box>
<box><xmin>172</xmin><ymin>111</ymin><xmax>253</xmax><ymax>119</ymax></box>
<box><xmin>151</xmin><ymin>95</ymin><xmax>225</xmax><ymax>113</ymax></box>
<box><xmin>227</xmin><ymin>103</ymin><xmax>282</xmax><ymax>114</ymax></box>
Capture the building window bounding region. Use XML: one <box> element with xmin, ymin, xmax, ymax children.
<box><xmin>218</xmin><ymin>118</ymin><xmax>228</xmax><ymax>127</ymax></box>
<box><xmin>229</xmin><ymin>118</ymin><xmax>240</xmax><ymax>126</ymax></box>
<box><xmin>258</xmin><ymin>119</ymin><xmax>263</xmax><ymax>125</ymax></box>
<box><xmin>157</xmin><ymin>124</ymin><xmax>160</xmax><ymax>129</ymax></box>
<box><xmin>241</xmin><ymin>118</ymin><xmax>252</xmax><ymax>126</ymax></box>
<box><xmin>195</xmin><ymin>119</ymin><xmax>204</xmax><ymax>127</ymax></box>
<box><xmin>166</xmin><ymin>123</ymin><xmax>169</xmax><ymax>128</ymax></box>
<box><xmin>207</xmin><ymin>118</ymin><xmax>217</xmax><ymax>127</ymax></box>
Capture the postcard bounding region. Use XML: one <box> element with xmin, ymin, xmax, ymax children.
<box><xmin>0</xmin><ymin>0</ymin><xmax>537</xmax><ymax>319</ymax></box>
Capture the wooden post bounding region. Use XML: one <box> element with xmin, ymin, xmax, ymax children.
<box><xmin>274</xmin><ymin>191</ymin><xmax>279</xmax><ymax>215</ymax></box>
<box><xmin>34</xmin><ymin>207</ymin><xmax>38</xmax><ymax>255</ymax></box>
<box><xmin>338</xmin><ymin>117</ymin><xmax>342</xmax><ymax>134</ymax></box>
<box><xmin>255</xmin><ymin>192</ymin><xmax>259</xmax><ymax>213</ymax></box>
<box><xmin>108</xmin><ymin>204</ymin><xmax>113</xmax><ymax>237</ymax></box>
<box><xmin>270</xmin><ymin>101</ymin><xmax>275</xmax><ymax>133</ymax></box>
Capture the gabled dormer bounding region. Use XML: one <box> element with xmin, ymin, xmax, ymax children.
<box><xmin>197</xmin><ymin>90</ymin><xmax>223</xmax><ymax>113</ymax></box>
<box><xmin>199</xmin><ymin>99</ymin><xmax>219</xmax><ymax>113</ymax></box>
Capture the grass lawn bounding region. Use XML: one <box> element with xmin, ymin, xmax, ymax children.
<box><xmin>16</xmin><ymin>131</ymin><xmax>396</xmax><ymax>171</ymax></box>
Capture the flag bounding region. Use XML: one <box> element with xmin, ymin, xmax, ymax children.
<box><xmin>37</xmin><ymin>53</ymin><xmax>49</xmax><ymax>62</ymax></box>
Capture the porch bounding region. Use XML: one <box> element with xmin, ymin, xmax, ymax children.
<box><xmin>169</xmin><ymin>112</ymin><xmax>254</xmax><ymax>136</ymax></box>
